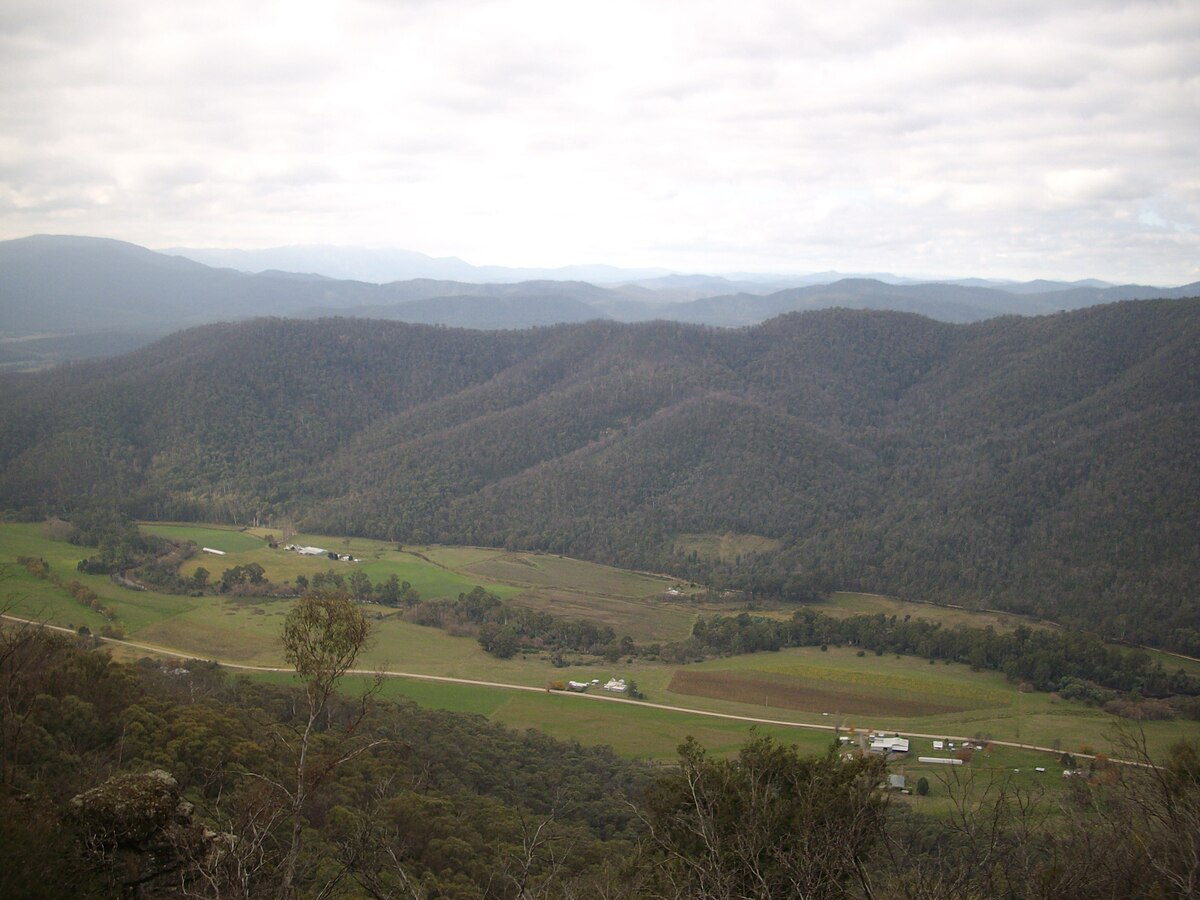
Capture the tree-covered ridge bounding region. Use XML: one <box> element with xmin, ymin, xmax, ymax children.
<box><xmin>1</xmin><ymin>300</ymin><xmax>1198</xmax><ymax>650</ymax></box>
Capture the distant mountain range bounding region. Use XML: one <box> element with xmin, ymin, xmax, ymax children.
<box><xmin>159</xmin><ymin>243</ymin><xmax>677</xmax><ymax>285</ymax></box>
<box><xmin>2</xmin><ymin>234</ymin><xmax>1197</xmax><ymax>369</ymax></box>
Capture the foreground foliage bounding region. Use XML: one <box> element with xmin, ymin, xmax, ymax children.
<box><xmin>3</xmin><ymin>614</ymin><xmax>1200</xmax><ymax>897</ymax></box>
<box><xmin>640</xmin><ymin>736</ymin><xmax>886</xmax><ymax>898</ymax></box>
<box><xmin>0</xmin><ymin>617</ymin><xmax>647</xmax><ymax>897</ymax></box>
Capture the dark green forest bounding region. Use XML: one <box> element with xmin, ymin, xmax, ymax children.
<box><xmin>3</xmin><ymin>607</ymin><xmax>1200</xmax><ymax>898</ymax></box>
<box><xmin>1</xmin><ymin>300</ymin><xmax>1197</xmax><ymax>650</ymax></box>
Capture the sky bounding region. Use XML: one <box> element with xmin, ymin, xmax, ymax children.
<box><xmin>1</xmin><ymin>0</ymin><xmax>1198</xmax><ymax>283</ymax></box>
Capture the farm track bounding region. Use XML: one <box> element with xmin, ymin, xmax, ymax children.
<box><xmin>1</xmin><ymin>613</ymin><xmax>1135</xmax><ymax>765</ymax></box>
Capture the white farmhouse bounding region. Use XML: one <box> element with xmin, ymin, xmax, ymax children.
<box><xmin>869</xmin><ymin>737</ymin><xmax>910</xmax><ymax>754</ymax></box>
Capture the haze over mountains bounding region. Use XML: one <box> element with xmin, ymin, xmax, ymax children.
<box><xmin>3</xmin><ymin>235</ymin><xmax>1197</xmax><ymax>370</ymax></box>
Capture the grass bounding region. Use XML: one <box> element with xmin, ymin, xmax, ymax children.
<box><xmin>625</xmin><ymin>646</ymin><xmax>1199</xmax><ymax>761</ymax></box>
<box><xmin>418</xmin><ymin>546</ymin><xmax>519</xmax><ymax>569</ymax></box>
<box><xmin>460</xmin><ymin>551</ymin><xmax>677</xmax><ymax>599</ymax></box>
<box><xmin>1142</xmin><ymin>646</ymin><xmax>1200</xmax><ymax>677</ymax></box>
<box><xmin>141</xmin><ymin>523</ymin><xmax>265</xmax><ymax>553</ymax></box>
<box><xmin>673</xmin><ymin>532</ymin><xmax>784</xmax><ymax>563</ymax></box>
<box><xmin>667</xmin><ymin>669</ymin><xmax>994</xmax><ymax>718</ymax></box>
<box><xmin>0</xmin><ymin>523</ymin><xmax>204</xmax><ymax>633</ymax></box>
<box><xmin>4</xmin><ymin>521</ymin><xmax>1198</xmax><ymax>764</ymax></box>
<box><xmin>506</xmin><ymin>587</ymin><xmax>698</xmax><ymax>642</ymax></box>
<box><xmin>814</xmin><ymin>591</ymin><xmax>1054</xmax><ymax>633</ymax></box>
<box><xmin>485</xmin><ymin>692</ymin><xmax>837</xmax><ymax>760</ymax></box>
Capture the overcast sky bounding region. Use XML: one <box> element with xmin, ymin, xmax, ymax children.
<box><xmin>1</xmin><ymin>0</ymin><xmax>1197</xmax><ymax>282</ymax></box>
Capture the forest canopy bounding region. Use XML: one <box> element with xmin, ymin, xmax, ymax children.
<box><xmin>1</xmin><ymin>300</ymin><xmax>1197</xmax><ymax>651</ymax></box>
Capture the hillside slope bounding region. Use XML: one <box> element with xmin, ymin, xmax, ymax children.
<box><xmin>1</xmin><ymin>301</ymin><xmax>1198</xmax><ymax>650</ymax></box>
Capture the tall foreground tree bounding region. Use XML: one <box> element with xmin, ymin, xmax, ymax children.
<box><xmin>276</xmin><ymin>590</ymin><xmax>377</xmax><ymax>898</ymax></box>
<box><xmin>640</xmin><ymin>735</ymin><xmax>887</xmax><ymax>899</ymax></box>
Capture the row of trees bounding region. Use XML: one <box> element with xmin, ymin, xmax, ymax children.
<box><xmin>680</xmin><ymin>610</ymin><xmax>1200</xmax><ymax>702</ymax></box>
<box><xmin>404</xmin><ymin>586</ymin><xmax>626</xmax><ymax>660</ymax></box>
<box><xmin>393</xmin><ymin>584</ymin><xmax>1199</xmax><ymax>709</ymax></box>
<box><xmin>17</xmin><ymin>554</ymin><xmax>122</xmax><ymax>634</ymax></box>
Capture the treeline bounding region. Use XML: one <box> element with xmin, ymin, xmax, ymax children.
<box><xmin>2</xmin><ymin>303</ymin><xmax>1199</xmax><ymax>651</ymax></box>
<box><xmin>52</xmin><ymin>511</ymin><xmax>428</xmax><ymax>607</ymax></box>
<box><xmin>68</xmin><ymin>508</ymin><xmax>183</xmax><ymax>581</ymax></box>
<box><xmin>680</xmin><ymin>609</ymin><xmax>1200</xmax><ymax>707</ymax></box>
<box><xmin>404</xmin><ymin>586</ymin><xmax>626</xmax><ymax>661</ymax></box>
<box><xmin>294</xmin><ymin>567</ymin><xmax>422</xmax><ymax>606</ymax></box>
<box><xmin>16</xmin><ymin>554</ymin><xmax>125</xmax><ymax>638</ymax></box>
<box><xmin>403</xmin><ymin>584</ymin><xmax>1200</xmax><ymax>714</ymax></box>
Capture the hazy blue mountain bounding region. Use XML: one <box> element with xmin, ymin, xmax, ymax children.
<box><xmin>162</xmin><ymin>243</ymin><xmax>672</xmax><ymax>284</ymax></box>
<box><xmin>302</xmin><ymin>293</ymin><xmax>610</xmax><ymax>329</ymax></box>
<box><xmin>942</xmin><ymin>277</ymin><xmax>1111</xmax><ymax>293</ymax></box>
<box><xmin>0</xmin><ymin>237</ymin><xmax>619</xmax><ymax>349</ymax></box>
<box><xmin>3</xmin><ymin>235</ymin><xmax>1196</xmax><ymax>368</ymax></box>
<box><xmin>0</xmin><ymin>234</ymin><xmax>382</xmax><ymax>333</ymax></box>
<box><xmin>637</xmin><ymin>278</ymin><xmax>1200</xmax><ymax>327</ymax></box>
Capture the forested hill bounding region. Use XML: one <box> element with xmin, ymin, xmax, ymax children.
<box><xmin>2</xmin><ymin>300</ymin><xmax>1198</xmax><ymax>651</ymax></box>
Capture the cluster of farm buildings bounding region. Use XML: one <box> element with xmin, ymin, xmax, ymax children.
<box><xmin>565</xmin><ymin>678</ymin><xmax>628</xmax><ymax>693</ymax></box>
<box><xmin>285</xmin><ymin>544</ymin><xmax>355</xmax><ymax>562</ymax></box>
<box><xmin>839</xmin><ymin>732</ymin><xmax>1073</xmax><ymax>787</ymax></box>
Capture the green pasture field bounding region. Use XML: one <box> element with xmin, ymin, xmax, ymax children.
<box><xmin>157</xmin><ymin>527</ymin><xmax>518</xmax><ymax>602</ymax></box>
<box><xmin>673</xmin><ymin>532</ymin><xmax>784</xmax><ymax>563</ymax></box>
<box><xmin>4</xmin><ymin>521</ymin><xmax>1198</xmax><ymax>766</ymax></box>
<box><xmin>485</xmin><ymin>691</ymin><xmax>837</xmax><ymax>760</ymax></box>
<box><xmin>285</xmin><ymin>533</ymin><xmax>523</xmax><ymax>600</ymax></box>
<box><xmin>238</xmin><ymin>668</ymin><xmax>1101</xmax><ymax>794</ymax></box>
<box><xmin>617</xmin><ymin>646</ymin><xmax>1199</xmax><ymax>760</ymax></box>
<box><xmin>814</xmin><ymin>591</ymin><xmax>1054</xmax><ymax>633</ymax></box>
<box><xmin>239</xmin><ymin>668</ymin><xmax>847</xmax><ymax>760</ymax></box>
<box><xmin>419</xmin><ymin>545</ymin><xmax>525</xmax><ymax>570</ymax></box>
<box><xmin>819</xmin><ymin>592</ymin><xmax>1200</xmax><ymax>679</ymax></box>
<box><xmin>889</xmin><ymin>742</ymin><xmax>1084</xmax><ymax>815</ymax></box>
<box><xmin>1142</xmin><ymin>646</ymin><xmax>1200</xmax><ymax>677</ymax></box>
<box><xmin>459</xmin><ymin>551</ymin><xmax>676</xmax><ymax>598</ymax></box>
<box><xmin>506</xmin><ymin>587</ymin><xmax>697</xmax><ymax>641</ymax></box>
<box><xmin>141</xmin><ymin>523</ymin><xmax>265</xmax><ymax>553</ymax></box>
<box><xmin>0</xmin><ymin>522</ymin><xmax>207</xmax><ymax>634</ymax></box>
<box><xmin>422</xmin><ymin>545</ymin><xmax>700</xmax><ymax>641</ymax></box>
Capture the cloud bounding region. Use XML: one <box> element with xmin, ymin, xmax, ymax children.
<box><xmin>0</xmin><ymin>0</ymin><xmax>1197</xmax><ymax>282</ymax></box>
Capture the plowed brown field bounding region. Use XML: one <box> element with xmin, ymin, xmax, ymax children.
<box><xmin>668</xmin><ymin>669</ymin><xmax>980</xmax><ymax>717</ymax></box>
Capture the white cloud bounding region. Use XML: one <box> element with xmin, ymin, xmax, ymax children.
<box><xmin>0</xmin><ymin>0</ymin><xmax>1197</xmax><ymax>282</ymax></box>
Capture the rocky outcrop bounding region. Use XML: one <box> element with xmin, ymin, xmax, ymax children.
<box><xmin>69</xmin><ymin>769</ymin><xmax>211</xmax><ymax>895</ymax></box>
